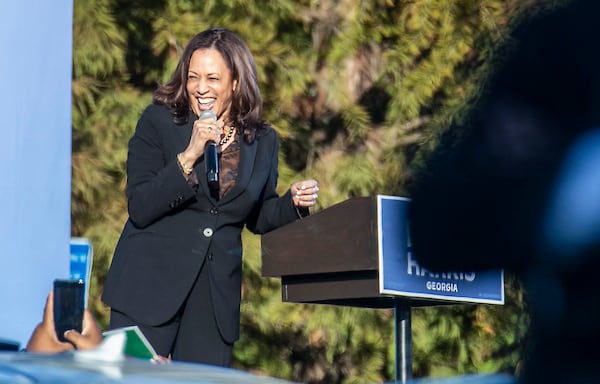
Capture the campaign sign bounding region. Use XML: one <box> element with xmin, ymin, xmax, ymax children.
<box><xmin>70</xmin><ymin>237</ymin><xmax>93</xmax><ymax>307</ymax></box>
<box><xmin>377</xmin><ymin>195</ymin><xmax>504</xmax><ymax>304</ymax></box>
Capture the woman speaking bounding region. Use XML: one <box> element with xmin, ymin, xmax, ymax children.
<box><xmin>102</xmin><ymin>28</ymin><xmax>318</xmax><ymax>367</ymax></box>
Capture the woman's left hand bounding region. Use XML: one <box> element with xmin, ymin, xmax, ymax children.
<box><xmin>291</xmin><ymin>180</ymin><xmax>319</xmax><ymax>208</ymax></box>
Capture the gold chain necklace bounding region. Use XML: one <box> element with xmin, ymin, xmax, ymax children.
<box><xmin>219</xmin><ymin>126</ymin><xmax>235</xmax><ymax>145</ymax></box>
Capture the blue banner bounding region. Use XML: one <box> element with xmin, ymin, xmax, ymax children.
<box><xmin>378</xmin><ymin>195</ymin><xmax>504</xmax><ymax>304</ymax></box>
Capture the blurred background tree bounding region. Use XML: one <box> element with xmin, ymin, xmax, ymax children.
<box><xmin>71</xmin><ymin>0</ymin><xmax>564</xmax><ymax>382</ymax></box>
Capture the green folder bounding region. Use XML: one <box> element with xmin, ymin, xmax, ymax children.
<box><xmin>102</xmin><ymin>325</ymin><xmax>158</xmax><ymax>360</ymax></box>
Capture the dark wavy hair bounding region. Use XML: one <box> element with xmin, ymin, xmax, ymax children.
<box><xmin>153</xmin><ymin>28</ymin><xmax>266</xmax><ymax>143</ymax></box>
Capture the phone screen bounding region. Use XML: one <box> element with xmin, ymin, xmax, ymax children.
<box><xmin>53</xmin><ymin>279</ymin><xmax>85</xmax><ymax>342</ymax></box>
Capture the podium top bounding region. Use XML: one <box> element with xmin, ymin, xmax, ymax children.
<box><xmin>261</xmin><ymin>196</ymin><xmax>380</xmax><ymax>278</ymax></box>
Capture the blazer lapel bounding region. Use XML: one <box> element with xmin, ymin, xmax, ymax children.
<box><xmin>218</xmin><ymin>138</ymin><xmax>257</xmax><ymax>205</ymax></box>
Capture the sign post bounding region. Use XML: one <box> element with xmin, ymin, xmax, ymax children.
<box><xmin>377</xmin><ymin>195</ymin><xmax>504</xmax><ymax>382</ymax></box>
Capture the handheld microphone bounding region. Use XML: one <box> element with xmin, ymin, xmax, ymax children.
<box><xmin>200</xmin><ymin>110</ymin><xmax>219</xmax><ymax>191</ymax></box>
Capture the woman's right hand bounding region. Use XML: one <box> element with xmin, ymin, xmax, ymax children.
<box><xmin>179</xmin><ymin>117</ymin><xmax>224</xmax><ymax>169</ymax></box>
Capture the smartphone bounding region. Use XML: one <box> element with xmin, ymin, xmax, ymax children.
<box><xmin>53</xmin><ymin>279</ymin><xmax>85</xmax><ymax>342</ymax></box>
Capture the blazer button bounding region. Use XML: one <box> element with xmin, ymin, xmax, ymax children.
<box><xmin>203</xmin><ymin>228</ymin><xmax>213</xmax><ymax>237</ymax></box>
<box><xmin>208</xmin><ymin>253</ymin><xmax>213</xmax><ymax>261</ymax></box>
<box><xmin>210</xmin><ymin>207</ymin><xmax>218</xmax><ymax>215</ymax></box>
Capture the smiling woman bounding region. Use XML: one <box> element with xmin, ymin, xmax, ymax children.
<box><xmin>101</xmin><ymin>28</ymin><xmax>319</xmax><ymax>367</ymax></box>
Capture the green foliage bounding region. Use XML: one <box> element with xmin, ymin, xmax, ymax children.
<box><xmin>72</xmin><ymin>0</ymin><xmax>553</xmax><ymax>381</ymax></box>
<box><xmin>412</xmin><ymin>275</ymin><xmax>529</xmax><ymax>378</ymax></box>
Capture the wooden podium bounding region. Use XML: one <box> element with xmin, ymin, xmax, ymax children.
<box><xmin>261</xmin><ymin>196</ymin><xmax>396</xmax><ymax>307</ymax></box>
<box><xmin>261</xmin><ymin>195</ymin><xmax>504</xmax><ymax>383</ymax></box>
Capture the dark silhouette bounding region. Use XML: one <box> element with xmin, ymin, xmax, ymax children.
<box><xmin>408</xmin><ymin>1</ymin><xmax>600</xmax><ymax>382</ymax></box>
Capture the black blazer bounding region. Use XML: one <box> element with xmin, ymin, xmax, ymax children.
<box><xmin>102</xmin><ymin>104</ymin><xmax>300</xmax><ymax>343</ymax></box>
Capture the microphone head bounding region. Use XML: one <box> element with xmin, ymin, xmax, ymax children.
<box><xmin>199</xmin><ymin>110</ymin><xmax>217</xmax><ymax>120</ymax></box>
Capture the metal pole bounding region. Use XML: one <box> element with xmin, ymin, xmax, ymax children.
<box><xmin>394</xmin><ymin>299</ymin><xmax>413</xmax><ymax>384</ymax></box>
